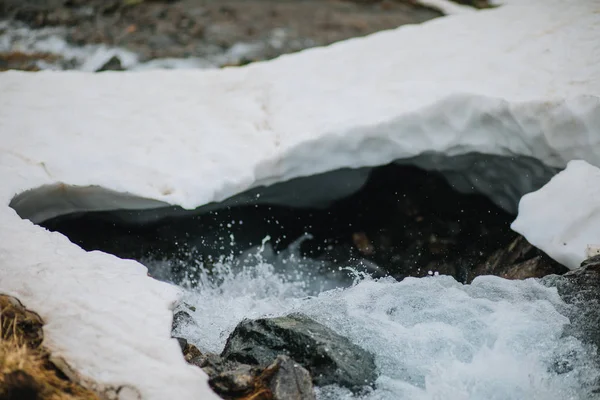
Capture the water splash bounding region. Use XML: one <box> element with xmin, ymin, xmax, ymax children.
<box><xmin>170</xmin><ymin>240</ymin><xmax>598</xmax><ymax>399</ymax></box>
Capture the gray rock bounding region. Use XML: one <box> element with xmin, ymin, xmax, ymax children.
<box><xmin>221</xmin><ymin>313</ymin><xmax>377</xmax><ymax>391</ymax></box>
<box><xmin>200</xmin><ymin>354</ymin><xmax>315</xmax><ymax>400</ymax></box>
<box><xmin>266</xmin><ymin>355</ymin><xmax>315</xmax><ymax>400</ymax></box>
<box><xmin>190</xmin><ymin>352</ymin><xmax>242</xmax><ymax>377</ymax></box>
<box><xmin>541</xmin><ymin>255</ymin><xmax>600</xmax><ymax>349</ymax></box>
<box><xmin>178</xmin><ymin>339</ymin><xmax>314</xmax><ymax>398</ymax></box>
<box><xmin>97</xmin><ymin>55</ymin><xmax>124</xmax><ymax>72</ymax></box>
<box><xmin>540</xmin><ymin>255</ymin><xmax>600</xmax><ymax>395</ymax></box>
<box><xmin>172</xmin><ymin>310</ymin><xmax>196</xmax><ymax>331</ymax></box>
<box><xmin>208</xmin><ymin>363</ymin><xmax>260</xmax><ymax>397</ymax></box>
<box><xmin>182</xmin><ymin>342</ymin><xmax>203</xmax><ymax>362</ymax></box>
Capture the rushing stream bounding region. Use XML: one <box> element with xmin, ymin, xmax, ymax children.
<box><xmin>169</xmin><ymin>243</ymin><xmax>599</xmax><ymax>400</ymax></box>
<box><xmin>38</xmin><ymin>164</ymin><xmax>598</xmax><ymax>399</ymax></box>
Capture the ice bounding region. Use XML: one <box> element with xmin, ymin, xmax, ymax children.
<box><xmin>178</xmin><ymin>249</ymin><xmax>599</xmax><ymax>400</ymax></box>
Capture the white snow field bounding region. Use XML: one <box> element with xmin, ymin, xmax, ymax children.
<box><xmin>0</xmin><ymin>0</ymin><xmax>599</xmax><ymax>399</ymax></box>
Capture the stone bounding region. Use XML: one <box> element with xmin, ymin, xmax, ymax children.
<box><xmin>172</xmin><ymin>310</ymin><xmax>196</xmax><ymax>331</ymax></box>
<box><xmin>265</xmin><ymin>356</ymin><xmax>315</xmax><ymax>400</ymax></box>
<box><xmin>468</xmin><ymin>236</ymin><xmax>568</xmax><ymax>283</ymax></box>
<box><xmin>189</xmin><ymin>352</ymin><xmax>241</xmax><ymax>377</ymax></box>
<box><xmin>193</xmin><ymin>353</ymin><xmax>315</xmax><ymax>400</ymax></box>
<box><xmin>97</xmin><ymin>55</ymin><xmax>125</xmax><ymax>72</ymax></box>
<box><xmin>499</xmin><ymin>256</ymin><xmax>568</xmax><ymax>280</ymax></box>
<box><xmin>540</xmin><ymin>255</ymin><xmax>600</xmax><ymax>394</ymax></box>
<box><xmin>208</xmin><ymin>364</ymin><xmax>260</xmax><ymax>397</ymax></box>
<box><xmin>182</xmin><ymin>342</ymin><xmax>203</xmax><ymax>362</ymax></box>
<box><xmin>542</xmin><ymin>255</ymin><xmax>600</xmax><ymax>349</ymax></box>
<box><xmin>221</xmin><ymin>314</ymin><xmax>377</xmax><ymax>390</ymax></box>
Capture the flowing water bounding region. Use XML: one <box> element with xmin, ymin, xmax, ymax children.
<box><xmin>35</xmin><ymin>163</ymin><xmax>597</xmax><ymax>399</ymax></box>
<box><xmin>168</xmin><ymin>241</ymin><xmax>600</xmax><ymax>400</ymax></box>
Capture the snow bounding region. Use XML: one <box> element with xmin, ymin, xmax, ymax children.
<box><xmin>417</xmin><ymin>0</ymin><xmax>477</xmax><ymax>14</ymax></box>
<box><xmin>512</xmin><ymin>160</ymin><xmax>600</xmax><ymax>270</ymax></box>
<box><xmin>0</xmin><ymin>0</ymin><xmax>599</xmax><ymax>399</ymax></box>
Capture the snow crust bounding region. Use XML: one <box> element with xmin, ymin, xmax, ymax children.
<box><xmin>0</xmin><ymin>0</ymin><xmax>599</xmax><ymax>399</ymax></box>
<box><xmin>512</xmin><ymin>160</ymin><xmax>600</xmax><ymax>270</ymax></box>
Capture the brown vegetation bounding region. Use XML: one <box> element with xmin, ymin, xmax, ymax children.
<box><xmin>0</xmin><ymin>294</ymin><xmax>99</xmax><ymax>400</ymax></box>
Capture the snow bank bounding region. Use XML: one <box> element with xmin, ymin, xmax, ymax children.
<box><xmin>0</xmin><ymin>0</ymin><xmax>598</xmax><ymax>399</ymax></box>
<box><xmin>512</xmin><ymin>160</ymin><xmax>600</xmax><ymax>270</ymax></box>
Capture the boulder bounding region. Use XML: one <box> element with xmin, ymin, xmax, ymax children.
<box><xmin>221</xmin><ymin>314</ymin><xmax>377</xmax><ymax>390</ymax></box>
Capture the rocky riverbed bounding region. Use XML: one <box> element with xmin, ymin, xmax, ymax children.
<box><xmin>1</xmin><ymin>0</ymin><xmax>447</xmax><ymax>71</ymax></box>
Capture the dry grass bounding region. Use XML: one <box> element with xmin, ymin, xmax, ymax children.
<box><xmin>0</xmin><ymin>295</ymin><xmax>100</xmax><ymax>400</ymax></box>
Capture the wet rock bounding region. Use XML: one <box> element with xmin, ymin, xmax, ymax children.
<box><xmin>499</xmin><ymin>256</ymin><xmax>568</xmax><ymax>280</ymax></box>
<box><xmin>97</xmin><ymin>55</ymin><xmax>124</xmax><ymax>72</ymax></box>
<box><xmin>469</xmin><ymin>236</ymin><xmax>568</xmax><ymax>283</ymax></box>
<box><xmin>193</xmin><ymin>353</ymin><xmax>315</xmax><ymax>400</ymax></box>
<box><xmin>182</xmin><ymin>342</ymin><xmax>203</xmax><ymax>362</ymax></box>
<box><xmin>542</xmin><ymin>255</ymin><xmax>600</xmax><ymax>350</ymax></box>
<box><xmin>172</xmin><ymin>310</ymin><xmax>196</xmax><ymax>330</ymax></box>
<box><xmin>265</xmin><ymin>355</ymin><xmax>315</xmax><ymax>400</ymax></box>
<box><xmin>209</xmin><ymin>363</ymin><xmax>261</xmax><ymax>398</ymax></box>
<box><xmin>190</xmin><ymin>352</ymin><xmax>242</xmax><ymax>377</ymax></box>
<box><xmin>221</xmin><ymin>314</ymin><xmax>377</xmax><ymax>391</ymax></box>
<box><xmin>540</xmin><ymin>255</ymin><xmax>600</xmax><ymax>395</ymax></box>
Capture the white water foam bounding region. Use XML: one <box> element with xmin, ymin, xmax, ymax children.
<box><xmin>171</xmin><ymin>245</ymin><xmax>600</xmax><ymax>400</ymax></box>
